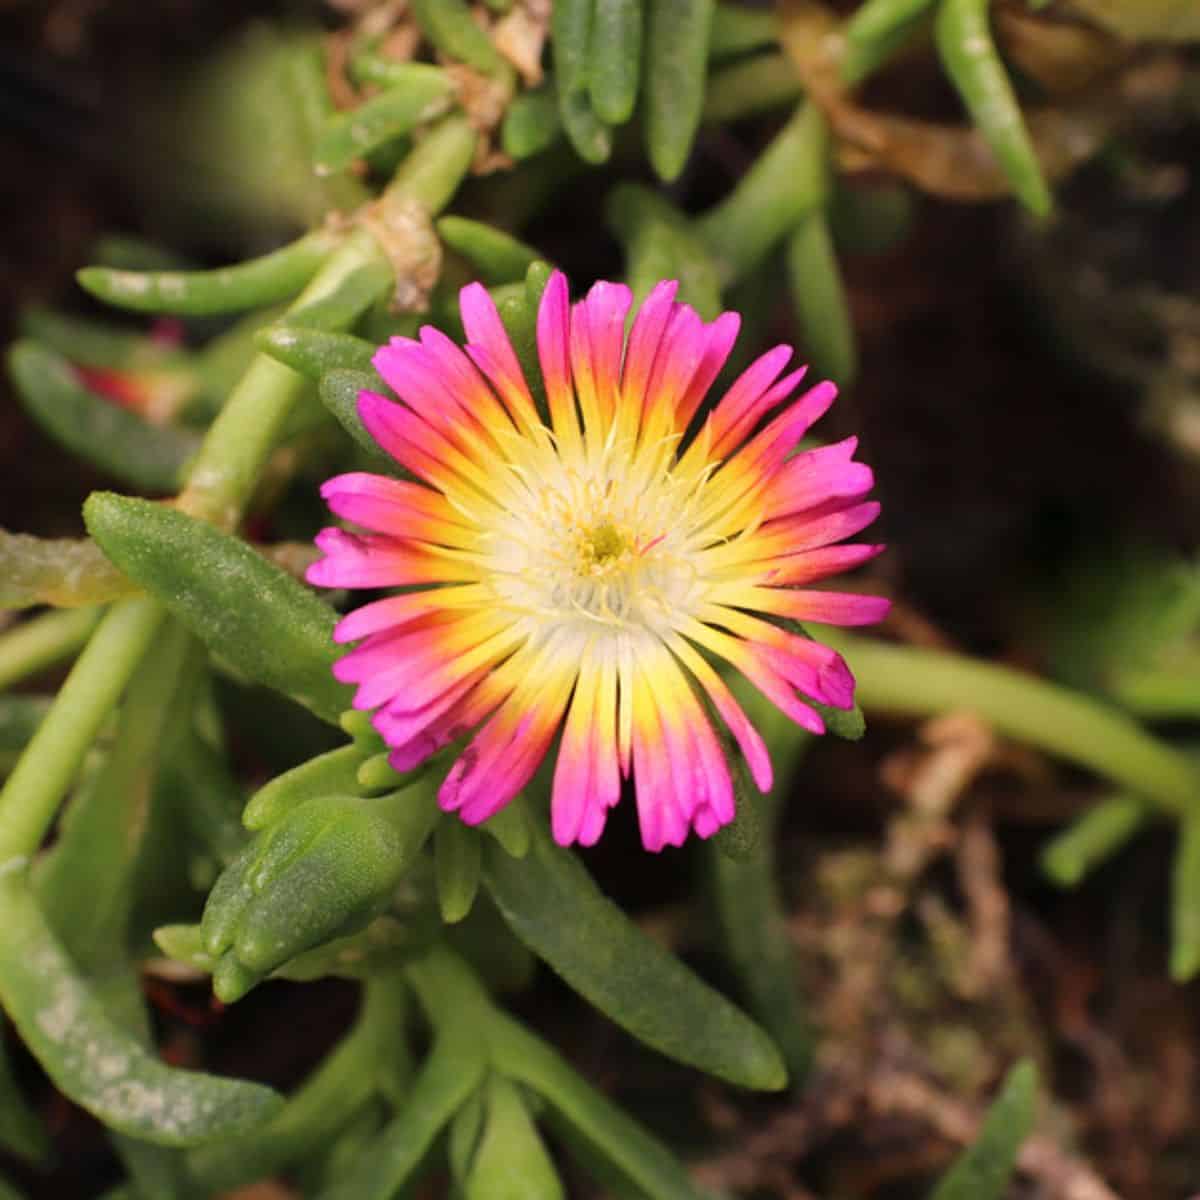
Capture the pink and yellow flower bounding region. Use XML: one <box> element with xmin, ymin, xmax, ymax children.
<box><xmin>308</xmin><ymin>273</ymin><xmax>888</xmax><ymax>851</ymax></box>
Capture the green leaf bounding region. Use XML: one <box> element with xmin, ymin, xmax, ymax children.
<box><xmin>8</xmin><ymin>342</ymin><xmax>201</xmax><ymax>494</ymax></box>
<box><xmin>487</xmin><ymin>1010</ymin><xmax>702</xmax><ymax>1200</ymax></box>
<box><xmin>319</xmin><ymin>368</ymin><xmax>402</xmax><ymax>475</ymax></box>
<box><xmin>243</xmin><ymin>745</ymin><xmax>368</xmax><ymax>831</ymax></box>
<box><xmin>320</xmin><ymin>1024</ymin><xmax>488</xmax><ymax>1200</ymax></box>
<box><xmin>19</xmin><ymin>307</ymin><xmax>185</xmax><ymax>373</ymax></box>
<box><xmin>494</xmin><ymin>273</ymin><xmax>551</xmax><ymax>420</ymax></box>
<box><xmin>1171</xmin><ymin>806</ymin><xmax>1200</xmax><ymax>981</ymax></box>
<box><xmin>0</xmin><ymin>869</ymin><xmax>282</xmax><ymax>1146</ymax></box>
<box><xmin>698</xmin><ymin>100</ymin><xmax>829</xmax><ymax>286</ymax></box>
<box><xmin>552</xmin><ymin>0</ymin><xmax>614</xmax><ymax>164</ymax></box>
<box><xmin>34</xmin><ymin>625</ymin><xmax>195</xmax><ymax>977</ymax></box>
<box><xmin>501</xmin><ymin>83</ymin><xmax>562</xmax><ymax>159</ymax></box>
<box><xmin>83</xmin><ymin>493</ymin><xmax>351</xmax><ymax>724</ymax></box>
<box><xmin>1040</xmin><ymin>794</ymin><xmax>1147</xmax><ymax>888</ymax></box>
<box><xmin>483</xmin><ymin>822</ymin><xmax>787</xmax><ymax>1090</ymax></box>
<box><xmin>410</xmin><ymin>0</ymin><xmax>503</xmax><ymax>73</ymax></box>
<box><xmin>711</xmin><ymin>747</ymin><xmax>762</xmax><ymax>863</ymax></box>
<box><xmin>111</xmin><ymin>1135</ymin><xmax>190</xmax><ymax>1200</ymax></box>
<box><xmin>479</xmin><ymin>798</ymin><xmax>531</xmax><ymax>860</ymax></box>
<box><xmin>0</xmin><ymin>607</ymin><xmax>101</xmax><ymax>688</ymax></box>
<box><xmin>0</xmin><ymin>1176</ymin><xmax>27</xmax><ymax>1200</ymax></box>
<box><xmin>841</xmin><ymin>0</ymin><xmax>936</xmax><ymax>84</ymax></box>
<box><xmin>162</xmin><ymin>730</ymin><xmax>248</xmax><ymax>866</ymax></box>
<box><xmin>0</xmin><ymin>697</ymin><xmax>50</xmax><ymax>758</ymax></box>
<box><xmin>379</xmin><ymin>114</ymin><xmax>479</xmax><ymax>215</ymax></box>
<box><xmin>313</xmin><ymin>67</ymin><xmax>457</xmax><ymax>175</ymax></box>
<box><xmin>829</xmin><ymin>179</ymin><xmax>916</xmax><ymax>257</ymax></box>
<box><xmin>933</xmin><ymin>0</ymin><xmax>1052</xmax><ymax>217</ymax></box>
<box><xmin>928</xmin><ymin>1060</ymin><xmax>1037</xmax><ymax>1200</ymax></box>
<box><xmin>810</xmin><ymin>697</ymin><xmax>866</xmax><ymax>741</ymax></box>
<box><xmin>606</xmin><ymin>185</ymin><xmax>723</xmax><ymax>319</ymax></box>
<box><xmin>466</xmin><ymin>1075</ymin><xmax>564</xmax><ymax>1200</ymax></box>
<box><xmin>643</xmin><ymin>0</ymin><xmax>714</xmax><ymax>181</ymax></box>
<box><xmin>703</xmin><ymin>52</ymin><xmax>802</xmax><ymax>124</ymax></box>
<box><xmin>587</xmin><ymin>0</ymin><xmax>642</xmax><ymax>126</ymax></box>
<box><xmin>436</xmin><ymin>818</ymin><xmax>483</xmax><ymax>924</ymax></box>
<box><xmin>706</xmin><ymin>781</ymin><xmax>814</xmax><ymax>1080</ymax></box>
<box><xmin>202</xmin><ymin>788</ymin><xmax>439</xmax><ymax>994</ymax></box>
<box><xmin>787</xmin><ymin>209</ymin><xmax>858</xmax><ymax>386</ymax></box>
<box><xmin>76</xmin><ymin>230</ymin><xmax>341</xmax><ymax>316</ymax></box>
<box><xmin>437</xmin><ymin>217</ymin><xmax>543</xmax><ymax>285</ymax></box>
<box><xmin>447</xmin><ymin>1090</ymin><xmax>486</xmax><ymax>1184</ymax></box>
<box><xmin>709</xmin><ymin>3</ymin><xmax>777</xmax><ymax>58</ymax></box>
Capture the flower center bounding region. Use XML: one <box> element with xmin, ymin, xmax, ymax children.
<box><xmin>575</xmin><ymin>519</ymin><xmax>633</xmax><ymax>576</ymax></box>
<box><xmin>482</xmin><ymin>452</ymin><xmax>704</xmax><ymax>637</ymax></box>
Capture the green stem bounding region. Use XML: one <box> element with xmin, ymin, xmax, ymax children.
<box><xmin>0</xmin><ymin>235</ymin><xmax>386</xmax><ymax>857</ymax></box>
<box><xmin>1109</xmin><ymin>667</ymin><xmax>1200</xmax><ymax>721</ymax></box>
<box><xmin>35</xmin><ymin>625</ymin><xmax>195</xmax><ymax>975</ymax></box>
<box><xmin>0</xmin><ymin>597</ymin><xmax>166</xmax><ymax>861</ymax></box>
<box><xmin>178</xmin><ymin>229</ymin><xmax>385</xmax><ymax>528</ymax></box>
<box><xmin>823</xmin><ymin>631</ymin><xmax>1199</xmax><ymax>815</ymax></box>
<box><xmin>0</xmin><ymin>607</ymin><xmax>102</xmax><ymax>692</ymax></box>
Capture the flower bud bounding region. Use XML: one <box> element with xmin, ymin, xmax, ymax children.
<box><xmin>201</xmin><ymin>788</ymin><xmax>439</xmax><ymax>1000</ymax></box>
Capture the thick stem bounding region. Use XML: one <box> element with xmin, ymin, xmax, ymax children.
<box><xmin>0</xmin><ymin>606</ymin><xmax>102</xmax><ymax>692</ymax></box>
<box><xmin>0</xmin><ymin>233</ymin><xmax>390</xmax><ymax>856</ymax></box>
<box><xmin>0</xmin><ymin>596</ymin><xmax>166</xmax><ymax>861</ymax></box>
<box><xmin>177</xmin><ymin>229</ymin><xmax>385</xmax><ymax>528</ymax></box>
<box><xmin>823</xmin><ymin>630</ymin><xmax>1199</xmax><ymax>816</ymax></box>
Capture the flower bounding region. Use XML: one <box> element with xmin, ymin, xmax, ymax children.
<box><xmin>308</xmin><ymin>273</ymin><xmax>889</xmax><ymax>851</ymax></box>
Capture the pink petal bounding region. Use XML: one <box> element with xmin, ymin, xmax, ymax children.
<box><xmin>675</xmin><ymin>311</ymin><xmax>741</xmax><ymax>430</ymax></box>
<box><xmin>621</xmin><ymin>280</ymin><xmax>679</xmax><ymax>412</ymax></box>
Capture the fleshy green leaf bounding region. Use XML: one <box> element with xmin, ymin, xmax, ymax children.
<box><xmin>436</xmin><ymin>818</ymin><xmax>483</xmax><ymax>924</ymax></box>
<box><xmin>243</xmin><ymin>745</ymin><xmax>368</xmax><ymax>831</ymax></box>
<box><xmin>313</xmin><ymin>67</ymin><xmax>457</xmax><ymax>175</ymax></box>
<box><xmin>483</xmin><ymin>822</ymin><xmax>787</xmax><ymax>1090</ymax></box>
<box><xmin>318</xmin><ymin>369</ymin><xmax>402</xmax><ymax>475</ymax></box>
<box><xmin>76</xmin><ymin>230</ymin><xmax>341</xmax><ymax>316</ymax></box>
<box><xmin>643</xmin><ymin>0</ymin><xmax>714</xmax><ymax>180</ymax></box>
<box><xmin>933</xmin><ymin>0</ymin><xmax>1052</xmax><ymax>217</ymax></box>
<box><xmin>0</xmin><ymin>869</ymin><xmax>282</xmax><ymax>1146</ymax></box>
<box><xmin>698</xmin><ymin>100</ymin><xmax>830</xmax><ymax>285</ymax></box>
<box><xmin>8</xmin><ymin>342</ymin><xmax>201</xmax><ymax>494</ymax></box>
<box><xmin>501</xmin><ymin>84</ymin><xmax>562</xmax><ymax>159</ymax></box>
<box><xmin>1171</xmin><ymin>806</ymin><xmax>1200</xmax><ymax>981</ymax></box>
<box><xmin>466</xmin><ymin>1075</ymin><xmax>564</xmax><ymax>1200</ymax></box>
<box><xmin>83</xmin><ymin>493</ymin><xmax>350</xmax><ymax>724</ymax></box>
<box><xmin>1040</xmin><ymin>794</ymin><xmax>1147</xmax><ymax>887</ymax></box>
<box><xmin>928</xmin><ymin>1060</ymin><xmax>1037</xmax><ymax>1200</ymax></box>
<box><xmin>787</xmin><ymin>209</ymin><xmax>858</xmax><ymax>386</ymax></box>
<box><xmin>488</xmin><ymin>1010</ymin><xmax>702</xmax><ymax>1200</ymax></box>
<box><xmin>437</xmin><ymin>218</ymin><xmax>543</xmax><ymax>285</ymax></box>
<box><xmin>319</xmin><ymin>1025</ymin><xmax>488</xmax><ymax>1200</ymax></box>
<box><xmin>606</xmin><ymin>185</ymin><xmax>723</xmax><ymax>318</ymax></box>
